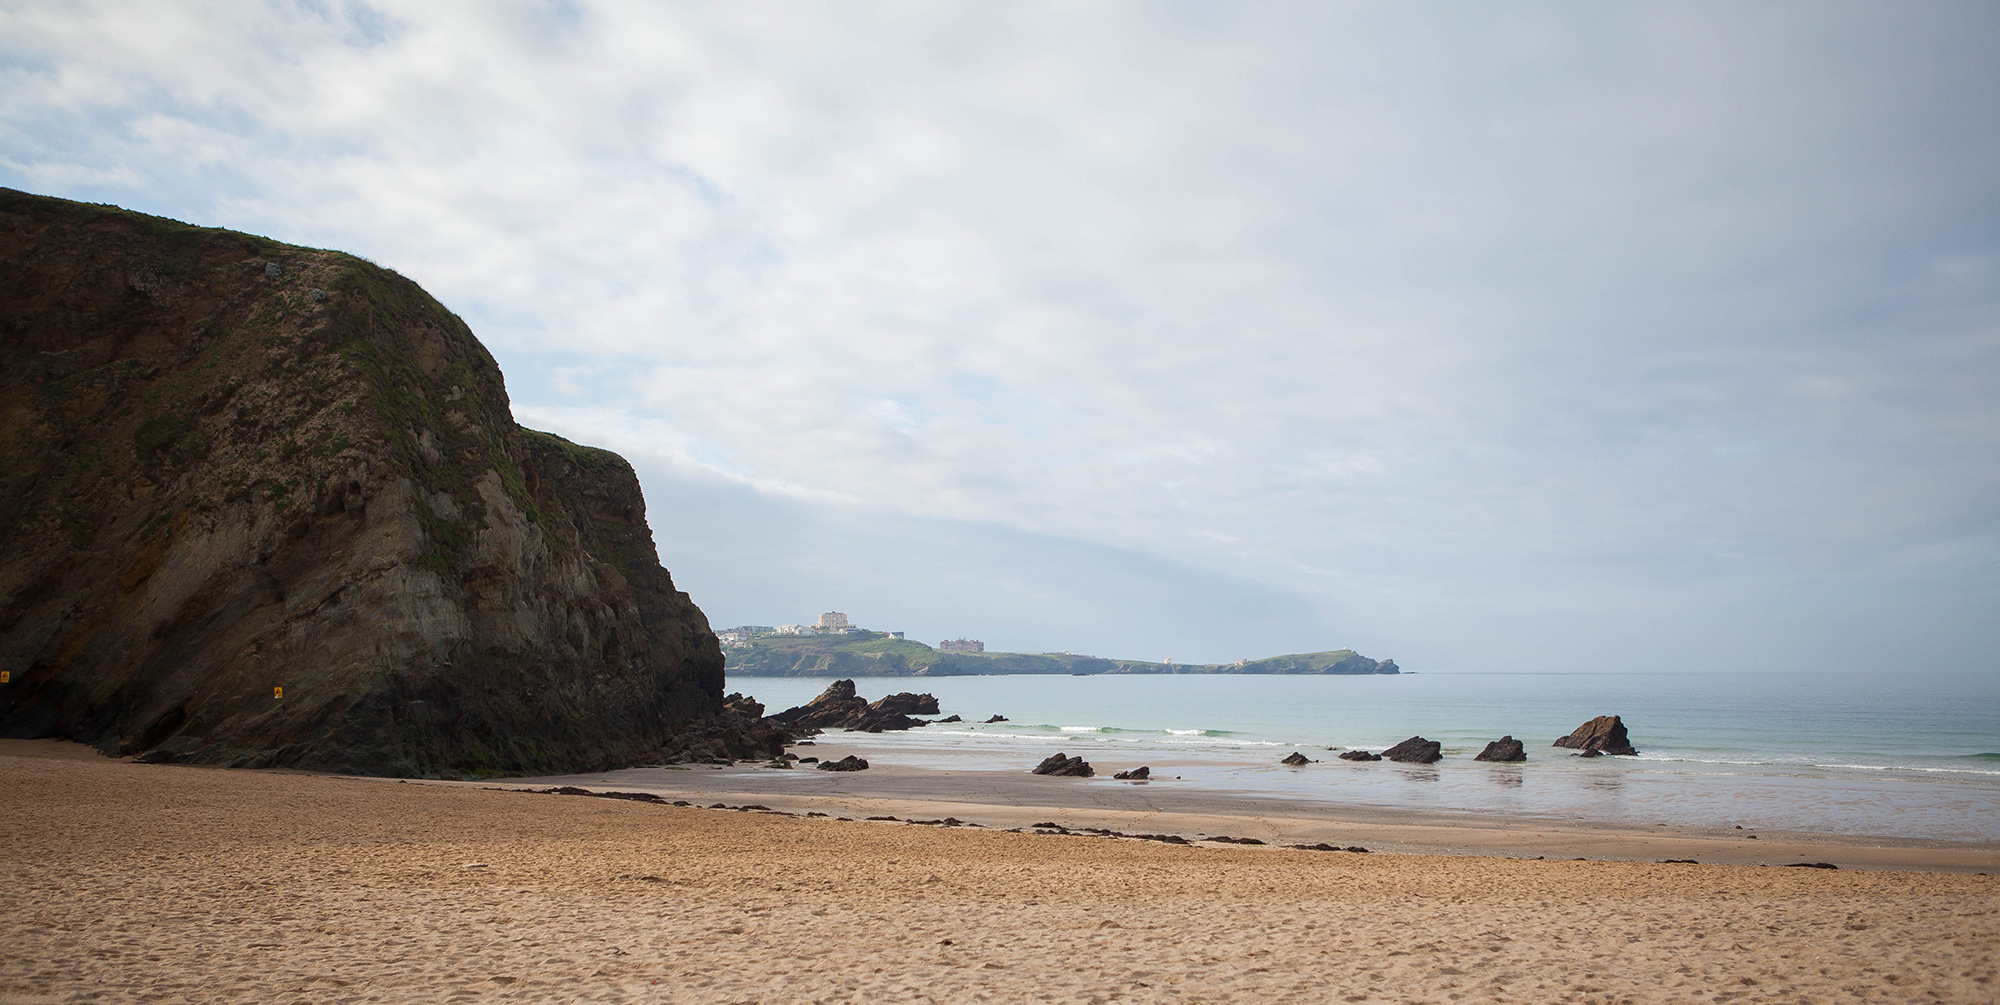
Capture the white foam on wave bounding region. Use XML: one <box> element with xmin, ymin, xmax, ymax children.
<box><xmin>1632</xmin><ymin>752</ymin><xmax>2000</xmax><ymax>779</ymax></box>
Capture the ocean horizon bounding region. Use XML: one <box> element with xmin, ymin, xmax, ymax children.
<box><xmin>727</xmin><ymin>669</ymin><xmax>2000</xmax><ymax>843</ymax></box>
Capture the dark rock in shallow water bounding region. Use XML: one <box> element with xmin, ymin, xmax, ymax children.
<box><xmin>984</xmin><ymin>714</ymin><xmax>1008</xmax><ymax>723</ymax></box>
<box><xmin>867</xmin><ymin>692</ymin><xmax>940</xmax><ymax>717</ymax></box>
<box><xmin>1338</xmin><ymin>749</ymin><xmax>1382</xmax><ymax>761</ymax></box>
<box><xmin>773</xmin><ymin>679</ymin><xmax>869</xmax><ymax>729</ymax></box>
<box><xmin>1474</xmin><ymin>736</ymin><xmax>1527</xmax><ymax>762</ymax></box>
<box><xmin>1381</xmin><ymin>736</ymin><xmax>1443</xmax><ymax>763</ymax></box>
<box><xmin>1031</xmin><ymin>752</ymin><xmax>1094</xmax><ymax>777</ymax></box>
<box><xmin>1280</xmin><ymin>751</ymin><xmax>1313</xmax><ymax>766</ymax></box>
<box><xmin>1112</xmin><ymin>766</ymin><xmax>1150</xmax><ymax>780</ymax></box>
<box><xmin>1576</xmin><ymin>748</ymin><xmax>1603</xmax><ymax>758</ymax></box>
<box><xmin>1553</xmin><ymin>714</ymin><xmax>1637</xmax><ymax>755</ymax></box>
<box><xmin>815</xmin><ymin>755</ymin><xmax>869</xmax><ymax>772</ymax></box>
<box><xmin>937</xmin><ymin>715</ymin><xmax>962</xmax><ymax>723</ymax></box>
<box><xmin>850</xmin><ymin>711</ymin><xmax>922</xmax><ymax>733</ymax></box>
<box><xmin>1384</xmin><ymin>736</ymin><xmax>1448</xmax><ymax>760</ymax></box>
<box><xmin>772</xmin><ymin>680</ymin><xmax>938</xmax><ymax>732</ymax></box>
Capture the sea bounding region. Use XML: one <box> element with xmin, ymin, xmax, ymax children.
<box><xmin>726</xmin><ymin>671</ymin><xmax>2000</xmax><ymax>842</ymax></box>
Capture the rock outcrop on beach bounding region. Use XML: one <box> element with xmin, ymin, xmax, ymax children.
<box><xmin>1032</xmin><ymin>752</ymin><xmax>1094</xmax><ymax>777</ymax></box>
<box><xmin>770</xmin><ymin>679</ymin><xmax>939</xmax><ymax>732</ymax></box>
<box><xmin>1381</xmin><ymin>736</ymin><xmax>1444</xmax><ymax>763</ymax></box>
<box><xmin>1475</xmin><ymin>736</ymin><xmax>1527</xmax><ymax>762</ymax></box>
<box><xmin>665</xmin><ymin>694</ymin><xmax>795</xmax><ymax>765</ymax></box>
<box><xmin>984</xmin><ymin>714</ymin><xmax>1008</xmax><ymax>723</ymax></box>
<box><xmin>1112</xmin><ymin>766</ymin><xmax>1149</xmax><ymax>780</ymax></box>
<box><xmin>0</xmin><ymin>189</ymin><xmax>753</xmax><ymax>777</ymax></box>
<box><xmin>1553</xmin><ymin>715</ymin><xmax>1638</xmax><ymax>756</ymax></box>
<box><xmin>815</xmin><ymin>755</ymin><xmax>869</xmax><ymax>772</ymax></box>
<box><xmin>1338</xmin><ymin>749</ymin><xmax>1382</xmax><ymax>761</ymax></box>
<box><xmin>1281</xmin><ymin>751</ymin><xmax>1313</xmax><ymax>766</ymax></box>
<box><xmin>772</xmin><ymin>680</ymin><xmax>867</xmax><ymax>726</ymax></box>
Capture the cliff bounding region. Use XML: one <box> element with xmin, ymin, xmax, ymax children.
<box><xmin>726</xmin><ymin>633</ymin><xmax>1398</xmax><ymax>677</ymax></box>
<box><xmin>0</xmin><ymin>189</ymin><xmax>730</xmax><ymax>776</ymax></box>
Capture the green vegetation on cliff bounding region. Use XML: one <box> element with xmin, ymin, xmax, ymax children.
<box><xmin>726</xmin><ymin>633</ymin><xmax>1397</xmax><ymax>677</ymax></box>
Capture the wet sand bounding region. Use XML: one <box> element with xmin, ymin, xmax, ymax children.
<box><xmin>3</xmin><ymin>739</ymin><xmax>1996</xmax><ymax>1003</ymax></box>
<box><xmin>504</xmin><ymin>736</ymin><xmax>2000</xmax><ymax>874</ymax></box>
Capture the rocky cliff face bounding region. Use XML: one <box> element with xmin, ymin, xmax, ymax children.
<box><xmin>0</xmin><ymin>189</ymin><xmax>726</xmax><ymax>776</ymax></box>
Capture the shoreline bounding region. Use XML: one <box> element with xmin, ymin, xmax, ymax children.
<box><xmin>8</xmin><ymin>738</ymin><xmax>1995</xmax><ymax>872</ymax></box>
<box><xmin>721</xmin><ymin>671</ymin><xmax>2000</xmax><ymax>848</ymax></box>
<box><xmin>468</xmin><ymin>755</ymin><xmax>2000</xmax><ymax>874</ymax></box>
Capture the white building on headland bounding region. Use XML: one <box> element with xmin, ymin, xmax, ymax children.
<box><xmin>939</xmin><ymin>638</ymin><xmax>984</xmax><ymax>653</ymax></box>
<box><xmin>725</xmin><ymin>616</ymin><xmax>902</xmax><ymax>641</ymax></box>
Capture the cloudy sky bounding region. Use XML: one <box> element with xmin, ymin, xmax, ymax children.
<box><xmin>4</xmin><ymin>1</ymin><xmax>1996</xmax><ymax>672</ymax></box>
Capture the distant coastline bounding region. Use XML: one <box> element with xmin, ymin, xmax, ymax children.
<box><xmin>722</xmin><ymin>631</ymin><xmax>1398</xmax><ymax>677</ymax></box>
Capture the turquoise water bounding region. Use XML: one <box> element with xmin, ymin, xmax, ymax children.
<box><xmin>728</xmin><ymin>671</ymin><xmax>2000</xmax><ymax>841</ymax></box>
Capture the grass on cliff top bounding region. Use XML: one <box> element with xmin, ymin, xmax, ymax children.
<box><xmin>521</xmin><ymin>428</ymin><xmax>633</xmax><ymax>475</ymax></box>
<box><xmin>1235</xmin><ymin>649</ymin><xmax>1365</xmax><ymax>672</ymax></box>
<box><xmin>1</xmin><ymin>186</ymin><xmax>315</xmax><ymax>266</ymax></box>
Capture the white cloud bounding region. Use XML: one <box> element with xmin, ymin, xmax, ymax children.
<box><xmin>3</xmin><ymin>0</ymin><xmax>1996</xmax><ymax>668</ymax></box>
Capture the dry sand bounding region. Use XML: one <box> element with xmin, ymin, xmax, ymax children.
<box><xmin>3</xmin><ymin>740</ymin><xmax>1996</xmax><ymax>1004</ymax></box>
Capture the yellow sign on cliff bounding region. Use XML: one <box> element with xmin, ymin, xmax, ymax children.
<box><xmin>1</xmin><ymin>671</ymin><xmax>9</xmax><ymax>684</ymax></box>
<box><xmin>273</xmin><ymin>686</ymin><xmax>283</xmax><ymax>699</ymax></box>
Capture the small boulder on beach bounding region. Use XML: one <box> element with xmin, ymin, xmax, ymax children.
<box><xmin>1032</xmin><ymin>752</ymin><xmax>1094</xmax><ymax>777</ymax></box>
<box><xmin>1474</xmin><ymin>736</ymin><xmax>1527</xmax><ymax>762</ymax></box>
<box><xmin>1381</xmin><ymin>736</ymin><xmax>1443</xmax><ymax>763</ymax></box>
<box><xmin>815</xmin><ymin>755</ymin><xmax>870</xmax><ymax>772</ymax></box>
<box><xmin>1553</xmin><ymin>715</ymin><xmax>1638</xmax><ymax>755</ymax></box>
<box><xmin>1112</xmin><ymin>766</ymin><xmax>1150</xmax><ymax>780</ymax></box>
<box><xmin>1338</xmin><ymin>749</ymin><xmax>1382</xmax><ymax>761</ymax></box>
<box><xmin>1280</xmin><ymin>751</ymin><xmax>1313</xmax><ymax>766</ymax></box>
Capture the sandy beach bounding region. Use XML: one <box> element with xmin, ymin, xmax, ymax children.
<box><xmin>3</xmin><ymin>740</ymin><xmax>1996</xmax><ymax>1004</ymax></box>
